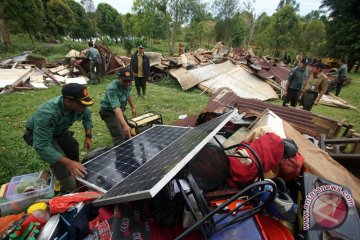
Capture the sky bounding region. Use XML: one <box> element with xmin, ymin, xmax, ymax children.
<box><xmin>92</xmin><ymin>0</ymin><xmax>322</xmax><ymax>16</ymax></box>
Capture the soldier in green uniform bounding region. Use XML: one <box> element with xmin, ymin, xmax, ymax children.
<box><xmin>99</xmin><ymin>67</ymin><xmax>136</xmax><ymax>146</ymax></box>
<box><xmin>300</xmin><ymin>62</ymin><xmax>329</xmax><ymax>111</ymax></box>
<box><xmin>86</xmin><ymin>41</ymin><xmax>101</xmax><ymax>84</ymax></box>
<box><xmin>283</xmin><ymin>58</ymin><xmax>309</xmax><ymax>107</ymax></box>
<box><xmin>23</xmin><ymin>83</ymin><xmax>95</xmax><ymax>192</ymax></box>
<box><xmin>326</xmin><ymin>59</ymin><xmax>348</xmax><ymax>96</ymax></box>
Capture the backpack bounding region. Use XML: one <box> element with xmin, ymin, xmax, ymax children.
<box><xmin>94</xmin><ymin>55</ymin><xmax>102</xmax><ymax>65</ymax></box>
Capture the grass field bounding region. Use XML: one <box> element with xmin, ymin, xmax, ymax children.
<box><xmin>0</xmin><ymin>36</ymin><xmax>359</xmax><ymax>184</ymax></box>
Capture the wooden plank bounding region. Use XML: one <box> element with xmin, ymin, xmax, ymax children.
<box><xmin>49</xmin><ymin>65</ymin><xmax>65</xmax><ymax>73</ymax></box>
<box><xmin>57</xmin><ymin>68</ymin><xmax>70</xmax><ymax>76</ymax></box>
<box><xmin>106</xmin><ymin>67</ymin><xmax>122</xmax><ymax>74</ymax></box>
<box><xmin>0</xmin><ymin>68</ymin><xmax>34</xmax><ymax>89</ymax></box>
<box><xmin>43</xmin><ymin>70</ymin><xmax>61</xmax><ymax>86</ymax></box>
<box><xmin>65</xmin><ymin>77</ymin><xmax>88</xmax><ymax>85</ymax></box>
<box><xmin>30</xmin><ymin>82</ymin><xmax>47</xmax><ymax>89</ymax></box>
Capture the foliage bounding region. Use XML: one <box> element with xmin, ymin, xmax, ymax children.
<box><xmin>298</xmin><ymin>19</ymin><xmax>326</xmax><ymax>57</ymax></box>
<box><xmin>132</xmin><ymin>0</ymin><xmax>206</xmax><ymax>55</ymax></box>
<box><xmin>268</xmin><ymin>5</ymin><xmax>300</xmax><ymax>56</ymax></box>
<box><xmin>123</xmin><ymin>38</ymin><xmax>134</xmax><ymax>55</ymax></box>
<box><xmin>214</xmin><ymin>14</ymin><xmax>246</xmax><ymax>47</ymax></box>
<box><xmin>277</xmin><ymin>0</ymin><xmax>299</xmax><ymax>12</ymax></box>
<box><xmin>253</xmin><ymin>13</ymin><xmax>272</xmax><ymax>53</ymax></box>
<box><xmin>80</xmin><ymin>0</ymin><xmax>95</xmax><ymax>13</ymax></box>
<box><xmin>183</xmin><ymin>1</ymin><xmax>212</xmax><ymax>48</ymax></box>
<box><xmin>4</xmin><ymin>0</ymin><xmax>45</xmax><ymax>40</ymax></box>
<box><xmin>65</xmin><ymin>0</ymin><xmax>94</xmax><ymax>40</ymax></box>
<box><xmin>211</xmin><ymin>0</ymin><xmax>240</xmax><ymax>19</ymax></box>
<box><xmin>122</xmin><ymin>13</ymin><xmax>136</xmax><ymax>37</ymax></box>
<box><xmin>95</xmin><ymin>3</ymin><xmax>123</xmax><ymax>41</ymax></box>
<box><xmin>321</xmin><ymin>0</ymin><xmax>360</xmax><ymax>71</ymax></box>
<box><xmin>132</xmin><ymin>0</ymin><xmax>166</xmax><ymax>39</ymax></box>
<box><xmin>47</xmin><ymin>0</ymin><xmax>76</xmax><ymax>38</ymax></box>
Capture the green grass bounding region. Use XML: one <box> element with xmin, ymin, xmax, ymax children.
<box><xmin>0</xmin><ymin>76</ymin><xmax>209</xmax><ymax>184</ymax></box>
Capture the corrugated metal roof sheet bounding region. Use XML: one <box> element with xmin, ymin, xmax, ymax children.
<box><xmin>173</xmin><ymin>88</ymin><xmax>339</xmax><ymax>137</ymax></box>
<box><xmin>204</xmin><ymin>88</ymin><xmax>317</xmax><ymax>136</ymax></box>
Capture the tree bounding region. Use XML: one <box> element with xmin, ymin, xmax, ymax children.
<box><xmin>132</xmin><ymin>0</ymin><xmax>204</xmax><ymax>55</ymax></box>
<box><xmin>269</xmin><ymin>5</ymin><xmax>300</xmax><ymax>56</ymax></box>
<box><xmin>4</xmin><ymin>0</ymin><xmax>45</xmax><ymax>41</ymax></box>
<box><xmin>241</xmin><ymin>0</ymin><xmax>256</xmax><ymax>48</ymax></box>
<box><xmin>321</xmin><ymin>0</ymin><xmax>360</xmax><ymax>71</ymax></box>
<box><xmin>277</xmin><ymin>0</ymin><xmax>299</xmax><ymax>12</ymax></box>
<box><xmin>65</xmin><ymin>0</ymin><xmax>93</xmax><ymax>40</ymax></box>
<box><xmin>182</xmin><ymin>0</ymin><xmax>211</xmax><ymax>48</ymax></box>
<box><xmin>96</xmin><ymin>3</ymin><xmax>123</xmax><ymax>43</ymax></box>
<box><xmin>80</xmin><ymin>0</ymin><xmax>96</xmax><ymax>33</ymax></box>
<box><xmin>253</xmin><ymin>13</ymin><xmax>272</xmax><ymax>54</ymax></box>
<box><xmin>0</xmin><ymin>0</ymin><xmax>10</xmax><ymax>48</ymax></box>
<box><xmin>201</xmin><ymin>20</ymin><xmax>216</xmax><ymax>47</ymax></box>
<box><xmin>214</xmin><ymin>13</ymin><xmax>246</xmax><ymax>47</ymax></box>
<box><xmin>122</xmin><ymin>13</ymin><xmax>136</xmax><ymax>37</ymax></box>
<box><xmin>80</xmin><ymin>0</ymin><xmax>95</xmax><ymax>13</ymax></box>
<box><xmin>212</xmin><ymin>0</ymin><xmax>240</xmax><ymax>20</ymax></box>
<box><xmin>132</xmin><ymin>0</ymin><xmax>166</xmax><ymax>39</ymax></box>
<box><xmin>47</xmin><ymin>0</ymin><xmax>76</xmax><ymax>39</ymax></box>
<box><xmin>299</xmin><ymin>19</ymin><xmax>326</xmax><ymax>57</ymax></box>
<box><xmin>303</xmin><ymin>10</ymin><xmax>321</xmax><ymax>22</ymax></box>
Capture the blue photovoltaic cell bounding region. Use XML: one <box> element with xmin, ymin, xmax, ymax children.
<box><xmin>94</xmin><ymin>111</ymin><xmax>235</xmax><ymax>206</ymax></box>
<box><xmin>80</xmin><ymin>125</ymin><xmax>190</xmax><ymax>191</ymax></box>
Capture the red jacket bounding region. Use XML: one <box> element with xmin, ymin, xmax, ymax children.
<box><xmin>228</xmin><ymin>133</ymin><xmax>284</xmax><ymax>184</ymax></box>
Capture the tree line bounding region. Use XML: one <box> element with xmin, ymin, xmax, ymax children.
<box><xmin>0</xmin><ymin>0</ymin><xmax>359</xmax><ymax>70</ymax></box>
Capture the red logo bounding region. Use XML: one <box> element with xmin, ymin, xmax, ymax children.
<box><xmin>311</xmin><ymin>192</ymin><xmax>347</xmax><ymax>228</ymax></box>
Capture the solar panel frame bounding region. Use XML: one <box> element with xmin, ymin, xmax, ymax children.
<box><xmin>93</xmin><ymin>110</ymin><xmax>236</xmax><ymax>206</ymax></box>
<box><xmin>77</xmin><ymin>125</ymin><xmax>190</xmax><ymax>193</ymax></box>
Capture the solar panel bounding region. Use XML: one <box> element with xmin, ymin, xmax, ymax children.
<box><xmin>78</xmin><ymin>125</ymin><xmax>190</xmax><ymax>192</ymax></box>
<box><xmin>93</xmin><ymin>110</ymin><xmax>236</xmax><ymax>206</ymax></box>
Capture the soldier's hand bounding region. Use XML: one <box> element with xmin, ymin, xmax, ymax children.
<box><xmin>60</xmin><ymin>157</ymin><xmax>87</xmax><ymax>178</ymax></box>
<box><xmin>123</xmin><ymin>124</ymin><xmax>132</xmax><ymax>139</ymax></box>
<box><xmin>283</xmin><ymin>91</ymin><xmax>288</xmax><ymax>96</ymax></box>
<box><xmin>84</xmin><ymin>138</ymin><xmax>92</xmax><ymax>151</ymax></box>
<box><xmin>131</xmin><ymin>107</ymin><xmax>136</xmax><ymax>117</ymax></box>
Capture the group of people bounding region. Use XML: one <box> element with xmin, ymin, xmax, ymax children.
<box><xmin>283</xmin><ymin>57</ymin><xmax>348</xmax><ymax>111</ymax></box>
<box><xmin>23</xmin><ymin>43</ymin><xmax>151</xmax><ymax>192</ymax></box>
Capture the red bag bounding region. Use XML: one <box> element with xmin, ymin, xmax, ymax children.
<box><xmin>49</xmin><ymin>191</ymin><xmax>101</xmax><ymax>214</ymax></box>
<box><xmin>278</xmin><ymin>152</ymin><xmax>304</xmax><ymax>181</ymax></box>
<box><xmin>228</xmin><ymin>133</ymin><xmax>284</xmax><ymax>184</ymax></box>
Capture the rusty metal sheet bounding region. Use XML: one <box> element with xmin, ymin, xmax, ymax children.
<box><xmin>79</xmin><ymin>44</ymin><xmax>122</xmax><ymax>76</ymax></box>
<box><xmin>206</xmin><ymin>88</ymin><xmax>317</xmax><ymax>136</ymax></box>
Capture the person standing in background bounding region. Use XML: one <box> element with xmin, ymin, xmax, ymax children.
<box><xmin>300</xmin><ymin>62</ymin><xmax>329</xmax><ymax>111</ymax></box>
<box><xmin>86</xmin><ymin>41</ymin><xmax>101</xmax><ymax>85</ymax></box>
<box><xmin>326</xmin><ymin>59</ymin><xmax>348</xmax><ymax>96</ymax></box>
<box><xmin>283</xmin><ymin>58</ymin><xmax>309</xmax><ymax>107</ymax></box>
<box><xmin>130</xmin><ymin>45</ymin><xmax>150</xmax><ymax>98</ymax></box>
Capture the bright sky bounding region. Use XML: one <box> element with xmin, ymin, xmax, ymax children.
<box><xmin>92</xmin><ymin>0</ymin><xmax>322</xmax><ymax>16</ymax></box>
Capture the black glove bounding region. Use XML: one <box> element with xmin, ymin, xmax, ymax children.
<box><xmin>282</xmin><ymin>139</ymin><xmax>298</xmax><ymax>159</ymax></box>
